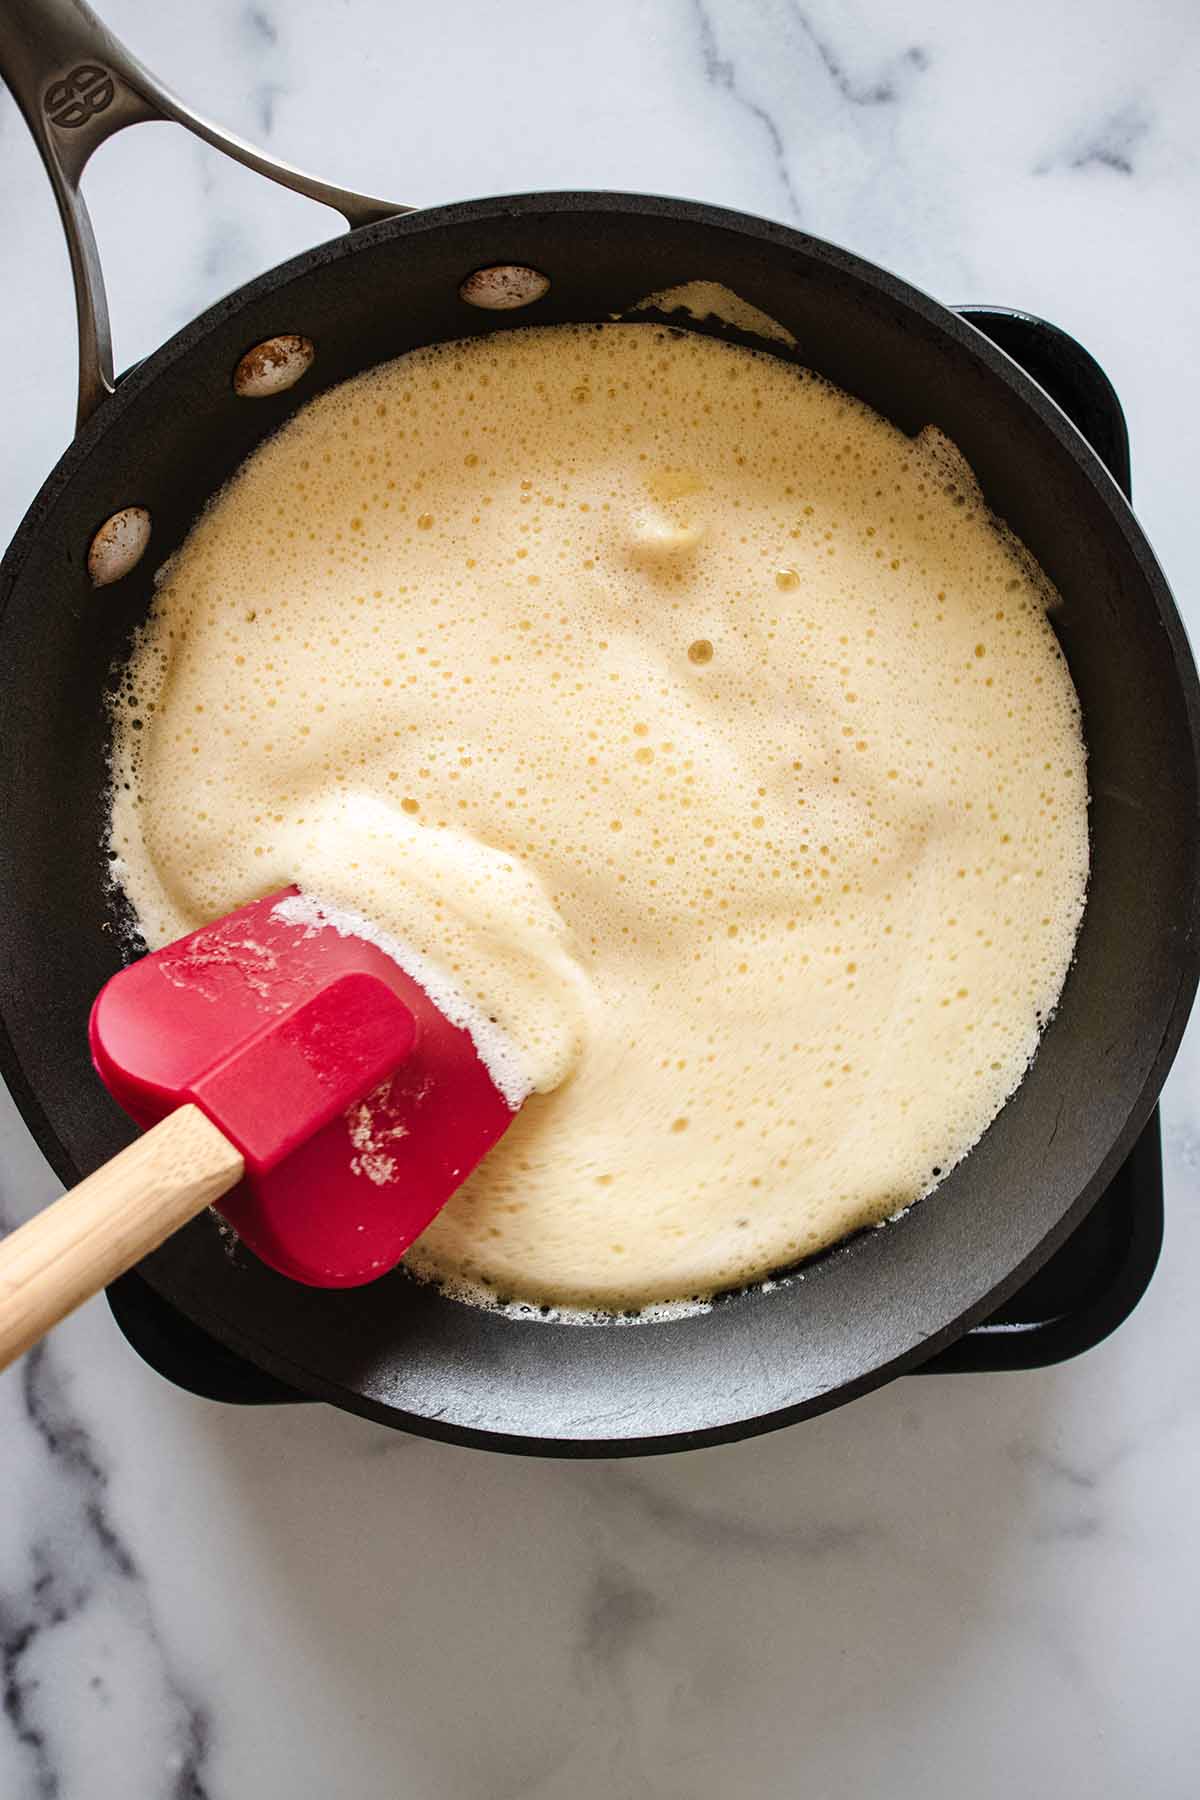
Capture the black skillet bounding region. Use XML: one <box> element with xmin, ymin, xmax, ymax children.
<box><xmin>1</xmin><ymin>0</ymin><xmax>1197</xmax><ymax>1455</ymax></box>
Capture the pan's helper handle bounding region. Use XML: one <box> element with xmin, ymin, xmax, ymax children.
<box><xmin>0</xmin><ymin>0</ymin><xmax>410</xmax><ymax>428</ymax></box>
<box><xmin>0</xmin><ymin>1105</ymin><xmax>243</xmax><ymax>1370</ymax></box>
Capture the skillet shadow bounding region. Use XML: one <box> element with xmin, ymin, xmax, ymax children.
<box><xmin>187</xmin><ymin>1357</ymin><xmax>1072</xmax><ymax>1798</ymax></box>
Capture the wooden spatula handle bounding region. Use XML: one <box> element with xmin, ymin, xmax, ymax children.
<box><xmin>0</xmin><ymin>1105</ymin><xmax>244</xmax><ymax>1371</ymax></box>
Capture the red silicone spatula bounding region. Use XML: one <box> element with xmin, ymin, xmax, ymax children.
<box><xmin>0</xmin><ymin>888</ymin><xmax>517</xmax><ymax>1369</ymax></box>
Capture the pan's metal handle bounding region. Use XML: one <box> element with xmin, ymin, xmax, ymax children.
<box><xmin>0</xmin><ymin>0</ymin><xmax>411</xmax><ymax>428</ymax></box>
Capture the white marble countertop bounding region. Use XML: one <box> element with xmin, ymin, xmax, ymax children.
<box><xmin>3</xmin><ymin>1</ymin><xmax>1200</xmax><ymax>1794</ymax></box>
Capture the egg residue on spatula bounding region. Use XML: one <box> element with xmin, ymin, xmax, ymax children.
<box><xmin>89</xmin><ymin>886</ymin><xmax>521</xmax><ymax>1285</ymax></box>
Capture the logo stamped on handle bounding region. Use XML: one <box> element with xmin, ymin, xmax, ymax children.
<box><xmin>44</xmin><ymin>64</ymin><xmax>115</xmax><ymax>129</ymax></box>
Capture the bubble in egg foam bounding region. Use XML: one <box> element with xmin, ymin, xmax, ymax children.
<box><xmin>107</xmin><ymin>322</ymin><xmax>1089</xmax><ymax>1314</ymax></box>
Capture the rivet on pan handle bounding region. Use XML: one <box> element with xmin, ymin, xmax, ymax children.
<box><xmin>0</xmin><ymin>0</ymin><xmax>411</xmax><ymax>431</ymax></box>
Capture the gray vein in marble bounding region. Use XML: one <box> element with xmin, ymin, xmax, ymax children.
<box><xmin>784</xmin><ymin>4</ymin><xmax>929</xmax><ymax>107</ymax></box>
<box><xmin>1035</xmin><ymin>103</ymin><xmax>1152</xmax><ymax>177</ymax></box>
<box><xmin>578</xmin><ymin>1564</ymin><xmax>663</xmax><ymax>1674</ymax></box>
<box><xmin>0</xmin><ymin>1345</ymin><xmax>214</xmax><ymax>1800</ymax></box>
<box><xmin>201</xmin><ymin>221</ymin><xmax>252</xmax><ymax>286</ymax></box>
<box><xmin>237</xmin><ymin>7</ymin><xmax>287</xmax><ymax>137</ymax></box>
<box><xmin>1033</xmin><ymin>1514</ymin><xmax>1103</xmax><ymax>1545</ymax></box>
<box><xmin>689</xmin><ymin>2</ymin><xmax>933</xmax><ymax>231</ymax></box>
<box><xmin>1010</xmin><ymin>1441</ymin><xmax>1104</xmax><ymax>1545</ymax></box>
<box><xmin>1013</xmin><ymin>1442</ymin><xmax>1099</xmax><ymax>1491</ymax></box>
<box><xmin>1</xmin><ymin>1610</ymin><xmax>55</xmax><ymax>1799</ymax></box>
<box><xmin>254</xmin><ymin>82</ymin><xmax>286</xmax><ymax>137</ymax></box>
<box><xmin>689</xmin><ymin>0</ymin><xmax>803</xmax><ymax>221</ymax></box>
<box><xmin>191</xmin><ymin>141</ymin><xmax>256</xmax><ymax>287</ymax></box>
<box><xmin>607</xmin><ymin>1469</ymin><xmax>874</xmax><ymax>1557</ymax></box>
<box><xmin>243</xmin><ymin>6</ymin><xmax>279</xmax><ymax>48</ymax></box>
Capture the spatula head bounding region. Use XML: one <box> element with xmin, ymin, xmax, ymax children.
<box><xmin>89</xmin><ymin>889</ymin><xmax>516</xmax><ymax>1286</ymax></box>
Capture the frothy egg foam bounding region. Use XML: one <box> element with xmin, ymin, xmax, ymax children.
<box><xmin>626</xmin><ymin>280</ymin><xmax>799</xmax><ymax>347</ymax></box>
<box><xmin>108</xmin><ymin>322</ymin><xmax>1089</xmax><ymax>1310</ymax></box>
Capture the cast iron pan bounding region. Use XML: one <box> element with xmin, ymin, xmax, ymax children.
<box><xmin>1</xmin><ymin>0</ymin><xmax>1197</xmax><ymax>1455</ymax></box>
